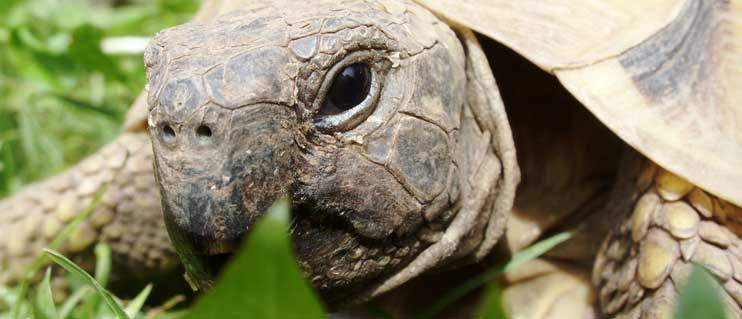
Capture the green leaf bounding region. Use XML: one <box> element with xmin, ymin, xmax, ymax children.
<box><xmin>418</xmin><ymin>232</ymin><xmax>573</xmax><ymax>319</ymax></box>
<box><xmin>475</xmin><ymin>284</ymin><xmax>505</xmax><ymax>319</ymax></box>
<box><xmin>675</xmin><ymin>265</ymin><xmax>727</xmax><ymax>319</ymax></box>
<box><xmin>124</xmin><ymin>284</ymin><xmax>152</xmax><ymax>318</ymax></box>
<box><xmin>43</xmin><ymin>249</ymin><xmax>130</xmax><ymax>319</ymax></box>
<box><xmin>183</xmin><ymin>199</ymin><xmax>325</xmax><ymax>319</ymax></box>
<box><xmin>33</xmin><ymin>268</ymin><xmax>59</xmax><ymax>319</ymax></box>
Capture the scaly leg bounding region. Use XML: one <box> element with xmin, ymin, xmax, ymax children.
<box><xmin>595</xmin><ymin>162</ymin><xmax>742</xmax><ymax>318</ymax></box>
<box><xmin>0</xmin><ymin>132</ymin><xmax>179</xmax><ymax>292</ymax></box>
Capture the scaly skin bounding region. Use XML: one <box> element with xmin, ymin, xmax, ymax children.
<box><xmin>144</xmin><ymin>0</ymin><xmax>518</xmax><ymax>307</ymax></box>
<box><xmin>595</xmin><ymin>162</ymin><xmax>742</xmax><ymax>318</ymax></box>
<box><xmin>0</xmin><ymin>132</ymin><xmax>179</xmax><ymax>289</ymax></box>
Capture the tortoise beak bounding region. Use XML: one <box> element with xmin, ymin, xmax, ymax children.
<box><xmin>160</xmin><ymin>172</ymin><xmax>253</xmax><ymax>286</ymax></box>
<box><xmin>151</xmin><ymin>104</ymin><xmax>299</xmax><ymax>289</ymax></box>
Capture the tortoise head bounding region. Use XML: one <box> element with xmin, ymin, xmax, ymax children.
<box><xmin>145</xmin><ymin>0</ymin><xmax>517</xmax><ymax>304</ymax></box>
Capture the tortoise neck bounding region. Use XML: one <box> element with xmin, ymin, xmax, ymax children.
<box><xmin>478</xmin><ymin>34</ymin><xmax>627</xmax><ymax>255</ymax></box>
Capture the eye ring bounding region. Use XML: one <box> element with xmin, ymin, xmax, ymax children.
<box><xmin>314</xmin><ymin>52</ymin><xmax>385</xmax><ymax>132</ymax></box>
<box><xmin>321</xmin><ymin>63</ymin><xmax>373</xmax><ymax>115</ymax></box>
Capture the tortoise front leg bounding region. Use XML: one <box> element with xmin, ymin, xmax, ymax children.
<box><xmin>0</xmin><ymin>132</ymin><xmax>180</xmax><ymax>293</ymax></box>
<box><xmin>595</xmin><ymin>162</ymin><xmax>742</xmax><ymax>318</ymax></box>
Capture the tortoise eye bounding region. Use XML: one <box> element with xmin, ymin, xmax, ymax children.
<box><xmin>320</xmin><ymin>63</ymin><xmax>372</xmax><ymax>116</ymax></box>
<box><xmin>315</xmin><ymin>61</ymin><xmax>380</xmax><ymax>132</ymax></box>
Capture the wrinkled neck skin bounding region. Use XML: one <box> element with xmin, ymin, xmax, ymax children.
<box><xmin>478</xmin><ymin>35</ymin><xmax>636</xmax><ymax>264</ymax></box>
<box><xmin>145</xmin><ymin>0</ymin><xmax>516</xmax><ymax>310</ymax></box>
<box><xmin>369</xmin><ymin>35</ymin><xmax>635</xmax><ymax>317</ymax></box>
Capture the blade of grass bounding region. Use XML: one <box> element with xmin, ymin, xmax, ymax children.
<box><xmin>10</xmin><ymin>150</ymin><xmax>126</xmax><ymax>319</ymax></box>
<box><xmin>124</xmin><ymin>284</ymin><xmax>152</xmax><ymax>317</ymax></box>
<box><xmin>158</xmin><ymin>294</ymin><xmax>186</xmax><ymax>312</ymax></box>
<box><xmin>33</xmin><ymin>268</ymin><xmax>59</xmax><ymax>319</ymax></box>
<box><xmin>502</xmin><ymin>232</ymin><xmax>573</xmax><ymax>272</ymax></box>
<box><xmin>475</xmin><ymin>284</ymin><xmax>505</xmax><ymax>319</ymax></box>
<box><xmin>11</xmin><ymin>178</ymin><xmax>114</xmax><ymax>319</ymax></box>
<box><xmin>58</xmin><ymin>287</ymin><xmax>91</xmax><ymax>319</ymax></box>
<box><xmin>96</xmin><ymin>243</ymin><xmax>113</xmax><ymax>279</ymax></box>
<box><xmin>95</xmin><ymin>242</ymin><xmax>113</xmax><ymax>286</ymax></box>
<box><xmin>44</xmin><ymin>249</ymin><xmax>130</xmax><ymax>319</ymax></box>
<box><xmin>417</xmin><ymin>232</ymin><xmax>573</xmax><ymax>319</ymax></box>
<box><xmin>81</xmin><ymin>243</ymin><xmax>113</xmax><ymax>318</ymax></box>
<box><xmin>145</xmin><ymin>294</ymin><xmax>186</xmax><ymax>318</ymax></box>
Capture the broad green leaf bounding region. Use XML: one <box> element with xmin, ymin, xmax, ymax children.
<box><xmin>33</xmin><ymin>268</ymin><xmax>59</xmax><ymax>319</ymax></box>
<box><xmin>124</xmin><ymin>284</ymin><xmax>152</xmax><ymax>318</ymax></box>
<box><xmin>44</xmin><ymin>249</ymin><xmax>130</xmax><ymax>319</ymax></box>
<box><xmin>418</xmin><ymin>232</ymin><xmax>573</xmax><ymax>319</ymax></box>
<box><xmin>184</xmin><ymin>199</ymin><xmax>325</xmax><ymax>319</ymax></box>
<box><xmin>675</xmin><ymin>266</ymin><xmax>726</xmax><ymax>319</ymax></box>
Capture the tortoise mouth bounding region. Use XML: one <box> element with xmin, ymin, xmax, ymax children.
<box><xmin>188</xmin><ymin>205</ymin><xmax>303</xmax><ymax>281</ymax></box>
<box><xmin>183</xmin><ymin>200</ymin><xmax>431</xmax><ymax>303</ymax></box>
<box><xmin>190</xmin><ymin>234</ymin><xmax>244</xmax><ymax>256</ymax></box>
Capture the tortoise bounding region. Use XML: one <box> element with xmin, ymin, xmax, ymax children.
<box><xmin>1</xmin><ymin>0</ymin><xmax>741</xmax><ymax>317</ymax></box>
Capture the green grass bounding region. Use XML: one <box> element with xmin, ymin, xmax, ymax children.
<box><xmin>0</xmin><ymin>0</ymin><xmax>199</xmax><ymax>197</ymax></box>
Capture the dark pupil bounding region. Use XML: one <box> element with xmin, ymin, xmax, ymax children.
<box><xmin>326</xmin><ymin>63</ymin><xmax>371</xmax><ymax>112</ymax></box>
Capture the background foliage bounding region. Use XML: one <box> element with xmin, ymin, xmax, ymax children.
<box><xmin>0</xmin><ymin>0</ymin><xmax>198</xmax><ymax>197</ymax></box>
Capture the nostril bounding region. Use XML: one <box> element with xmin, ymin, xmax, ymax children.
<box><xmin>196</xmin><ymin>125</ymin><xmax>213</xmax><ymax>139</ymax></box>
<box><xmin>162</xmin><ymin>124</ymin><xmax>176</xmax><ymax>142</ymax></box>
